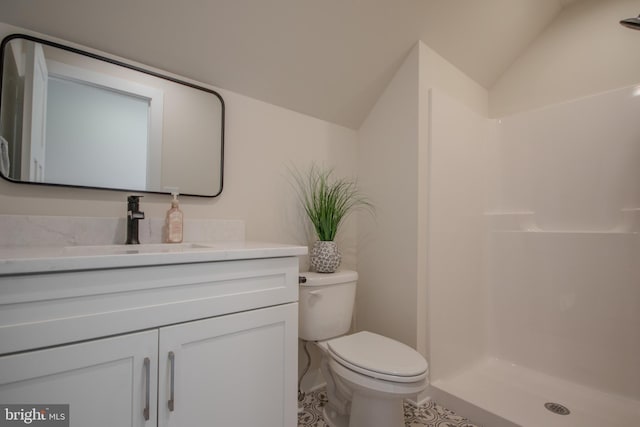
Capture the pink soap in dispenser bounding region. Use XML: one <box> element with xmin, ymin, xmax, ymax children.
<box><xmin>166</xmin><ymin>192</ymin><xmax>183</xmax><ymax>243</ymax></box>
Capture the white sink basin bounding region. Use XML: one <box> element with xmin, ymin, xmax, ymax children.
<box><xmin>62</xmin><ymin>242</ymin><xmax>214</xmax><ymax>256</ymax></box>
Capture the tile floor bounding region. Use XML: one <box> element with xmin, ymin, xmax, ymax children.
<box><xmin>297</xmin><ymin>388</ymin><xmax>481</xmax><ymax>427</ymax></box>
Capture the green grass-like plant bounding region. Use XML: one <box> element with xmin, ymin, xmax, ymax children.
<box><xmin>291</xmin><ymin>165</ymin><xmax>374</xmax><ymax>241</ymax></box>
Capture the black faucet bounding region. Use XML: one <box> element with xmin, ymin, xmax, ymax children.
<box><xmin>126</xmin><ymin>195</ymin><xmax>145</xmax><ymax>244</ymax></box>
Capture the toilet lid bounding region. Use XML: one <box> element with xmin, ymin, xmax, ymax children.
<box><xmin>327</xmin><ymin>331</ymin><xmax>428</xmax><ymax>382</ymax></box>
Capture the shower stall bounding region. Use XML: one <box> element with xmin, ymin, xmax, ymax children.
<box><xmin>426</xmin><ymin>85</ymin><xmax>640</xmax><ymax>427</ymax></box>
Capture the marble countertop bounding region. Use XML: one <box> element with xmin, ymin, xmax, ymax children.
<box><xmin>0</xmin><ymin>241</ymin><xmax>308</xmax><ymax>275</ymax></box>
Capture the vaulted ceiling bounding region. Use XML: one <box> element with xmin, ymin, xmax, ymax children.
<box><xmin>0</xmin><ymin>0</ymin><xmax>587</xmax><ymax>128</ymax></box>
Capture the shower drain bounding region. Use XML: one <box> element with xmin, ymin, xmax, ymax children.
<box><xmin>544</xmin><ymin>402</ymin><xmax>571</xmax><ymax>416</ymax></box>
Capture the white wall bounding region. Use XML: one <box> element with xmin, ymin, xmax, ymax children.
<box><xmin>491</xmin><ymin>0</ymin><xmax>640</xmax><ymax>117</ymax></box>
<box><xmin>420</xmin><ymin>46</ymin><xmax>488</xmax><ymax>118</ymax></box>
<box><xmin>419</xmin><ymin>44</ymin><xmax>489</xmax><ymax>364</ymax></box>
<box><xmin>356</xmin><ymin>41</ymin><xmax>488</xmax><ymax>363</ymax></box>
<box><xmin>0</xmin><ymin>24</ymin><xmax>359</xmax><ymax>267</ymax></box>
<box><xmin>356</xmin><ymin>43</ymin><xmax>421</xmax><ymax>348</ymax></box>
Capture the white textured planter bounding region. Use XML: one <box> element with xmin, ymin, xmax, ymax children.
<box><xmin>310</xmin><ymin>241</ymin><xmax>341</xmax><ymax>273</ymax></box>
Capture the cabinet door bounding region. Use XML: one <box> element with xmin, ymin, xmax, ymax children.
<box><xmin>0</xmin><ymin>330</ymin><xmax>158</xmax><ymax>427</ymax></box>
<box><xmin>158</xmin><ymin>303</ymin><xmax>298</xmax><ymax>427</ymax></box>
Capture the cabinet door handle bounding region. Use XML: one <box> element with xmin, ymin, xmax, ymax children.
<box><xmin>168</xmin><ymin>351</ymin><xmax>175</xmax><ymax>412</ymax></box>
<box><xmin>143</xmin><ymin>357</ymin><xmax>150</xmax><ymax>421</ymax></box>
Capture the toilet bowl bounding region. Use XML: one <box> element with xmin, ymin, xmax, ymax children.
<box><xmin>299</xmin><ymin>270</ymin><xmax>428</xmax><ymax>427</ymax></box>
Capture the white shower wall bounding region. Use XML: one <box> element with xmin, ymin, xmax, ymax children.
<box><xmin>488</xmin><ymin>85</ymin><xmax>640</xmax><ymax>231</ymax></box>
<box><xmin>428</xmin><ymin>84</ymin><xmax>640</xmax><ymax>426</ymax></box>
<box><xmin>427</xmin><ymin>89</ymin><xmax>489</xmax><ymax>382</ymax></box>
<box><xmin>488</xmin><ymin>231</ymin><xmax>640</xmax><ymax>398</ymax></box>
<box><xmin>486</xmin><ymin>84</ymin><xmax>640</xmax><ymax>400</ymax></box>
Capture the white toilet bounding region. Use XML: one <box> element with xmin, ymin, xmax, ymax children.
<box><xmin>299</xmin><ymin>270</ymin><xmax>428</xmax><ymax>427</ymax></box>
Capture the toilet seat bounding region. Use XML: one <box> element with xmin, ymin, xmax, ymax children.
<box><xmin>327</xmin><ymin>331</ymin><xmax>428</xmax><ymax>383</ymax></box>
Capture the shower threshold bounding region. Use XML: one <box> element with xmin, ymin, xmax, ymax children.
<box><xmin>430</xmin><ymin>358</ymin><xmax>640</xmax><ymax>427</ymax></box>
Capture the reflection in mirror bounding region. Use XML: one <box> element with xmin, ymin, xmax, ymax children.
<box><xmin>0</xmin><ymin>34</ymin><xmax>224</xmax><ymax>197</ymax></box>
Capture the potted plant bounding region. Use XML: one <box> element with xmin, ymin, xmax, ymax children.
<box><xmin>291</xmin><ymin>164</ymin><xmax>373</xmax><ymax>273</ymax></box>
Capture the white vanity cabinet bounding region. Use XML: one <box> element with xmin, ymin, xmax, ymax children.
<box><xmin>0</xmin><ymin>330</ymin><xmax>159</xmax><ymax>427</ymax></box>
<box><xmin>159</xmin><ymin>303</ymin><xmax>296</xmax><ymax>427</ymax></box>
<box><xmin>0</xmin><ymin>244</ymin><xmax>304</xmax><ymax>427</ymax></box>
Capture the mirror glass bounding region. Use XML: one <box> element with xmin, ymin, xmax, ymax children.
<box><xmin>0</xmin><ymin>34</ymin><xmax>224</xmax><ymax>197</ymax></box>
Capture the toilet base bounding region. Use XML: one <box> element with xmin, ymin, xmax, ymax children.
<box><xmin>323</xmin><ymin>407</ymin><xmax>348</xmax><ymax>427</ymax></box>
<box><xmin>322</xmin><ymin>393</ymin><xmax>405</xmax><ymax>427</ymax></box>
<box><xmin>350</xmin><ymin>392</ymin><xmax>405</xmax><ymax>427</ymax></box>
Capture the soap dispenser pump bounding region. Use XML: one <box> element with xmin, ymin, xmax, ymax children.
<box><xmin>165</xmin><ymin>192</ymin><xmax>183</xmax><ymax>243</ymax></box>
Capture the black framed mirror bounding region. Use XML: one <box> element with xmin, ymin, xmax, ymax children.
<box><xmin>0</xmin><ymin>34</ymin><xmax>224</xmax><ymax>197</ymax></box>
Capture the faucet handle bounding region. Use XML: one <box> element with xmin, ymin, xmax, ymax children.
<box><xmin>129</xmin><ymin>210</ymin><xmax>145</xmax><ymax>220</ymax></box>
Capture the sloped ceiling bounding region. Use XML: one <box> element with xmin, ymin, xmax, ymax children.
<box><xmin>0</xmin><ymin>0</ymin><xmax>586</xmax><ymax>128</ymax></box>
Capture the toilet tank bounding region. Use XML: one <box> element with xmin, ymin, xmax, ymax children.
<box><xmin>298</xmin><ymin>270</ymin><xmax>358</xmax><ymax>341</ymax></box>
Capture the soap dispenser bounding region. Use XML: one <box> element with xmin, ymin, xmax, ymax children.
<box><xmin>165</xmin><ymin>192</ymin><xmax>183</xmax><ymax>243</ymax></box>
